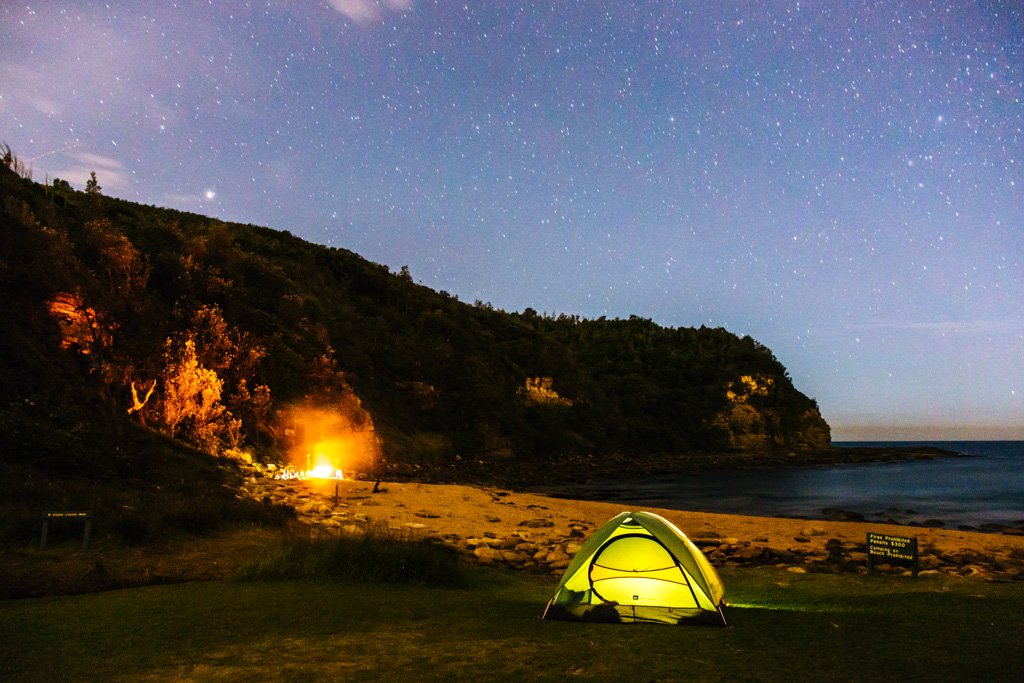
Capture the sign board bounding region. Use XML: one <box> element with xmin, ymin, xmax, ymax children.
<box><xmin>40</xmin><ymin>511</ymin><xmax>93</xmax><ymax>550</ymax></box>
<box><xmin>866</xmin><ymin>532</ymin><xmax>918</xmax><ymax>577</ymax></box>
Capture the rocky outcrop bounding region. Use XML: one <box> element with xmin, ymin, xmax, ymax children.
<box><xmin>711</xmin><ymin>403</ymin><xmax>831</xmax><ymax>450</ymax></box>
<box><xmin>789</xmin><ymin>408</ymin><xmax>832</xmax><ymax>449</ymax></box>
<box><xmin>711</xmin><ymin>374</ymin><xmax>831</xmax><ymax>450</ymax></box>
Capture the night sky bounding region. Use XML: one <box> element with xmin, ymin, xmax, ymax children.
<box><xmin>2</xmin><ymin>2</ymin><xmax>1021</xmax><ymax>440</ymax></box>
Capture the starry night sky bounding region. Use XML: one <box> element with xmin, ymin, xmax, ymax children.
<box><xmin>2</xmin><ymin>2</ymin><xmax>1022</xmax><ymax>440</ymax></box>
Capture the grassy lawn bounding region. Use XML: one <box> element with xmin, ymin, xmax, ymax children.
<box><xmin>2</xmin><ymin>568</ymin><xmax>1023</xmax><ymax>682</ymax></box>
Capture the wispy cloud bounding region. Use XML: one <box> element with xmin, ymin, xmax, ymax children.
<box><xmin>50</xmin><ymin>151</ymin><xmax>129</xmax><ymax>192</ymax></box>
<box><xmin>0</xmin><ymin>63</ymin><xmax>63</xmax><ymax>116</ymax></box>
<box><xmin>328</xmin><ymin>0</ymin><xmax>413</xmax><ymax>24</ymax></box>
<box><xmin>847</xmin><ymin>319</ymin><xmax>1024</xmax><ymax>335</ymax></box>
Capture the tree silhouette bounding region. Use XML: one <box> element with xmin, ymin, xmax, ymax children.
<box><xmin>85</xmin><ymin>171</ymin><xmax>101</xmax><ymax>195</ymax></box>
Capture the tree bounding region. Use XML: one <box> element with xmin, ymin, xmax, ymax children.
<box><xmin>2</xmin><ymin>143</ymin><xmax>31</xmax><ymax>178</ymax></box>
<box><xmin>127</xmin><ymin>379</ymin><xmax>157</xmax><ymax>425</ymax></box>
<box><xmin>185</xmin><ymin>304</ymin><xmax>265</xmax><ymax>380</ymax></box>
<box><xmin>85</xmin><ymin>219</ymin><xmax>150</xmax><ymax>295</ymax></box>
<box><xmin>229</xmin><ymin>378</ymin><xmax>273</xmax><ymax>447</ymax></box>
<box><xmin>85</xmin><ymin>171</ymin><xmax>101</xmax><ymax>195</ymax></box>
<box><xmin>158</xmin><ymin>305</ymin><xmax>266</xmax><ymax>454</ymax></box>
<box><xmin>161</xmin><ymin>337</ymin><xmax>238</xmax><ymax>454</ymax></box>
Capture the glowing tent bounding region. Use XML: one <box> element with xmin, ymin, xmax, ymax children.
<box><xmin>541</xmin><ymin>511</ymin><xmax>726</xmax><ymax>625</ymax></box>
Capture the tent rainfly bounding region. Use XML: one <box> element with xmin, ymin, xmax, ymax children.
<box><xmin>541</xmin><ymin>511</ymin><xmax>727</xmax><ymax>626</ymax></box>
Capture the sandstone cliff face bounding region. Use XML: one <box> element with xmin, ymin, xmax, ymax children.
<box><xmin>711</xmin><ymin>403</ymin><xmax>831</xmax><ymax>450</ymax></box>
<box><xmin>711</xmin><ymin>374</ymin><xmax>831</xmax><ymax>450</ymax></box>
<box><xmin>789</xmin><ymin>408</ymin><xmax>832</xmax><ymax>449</ymax></box>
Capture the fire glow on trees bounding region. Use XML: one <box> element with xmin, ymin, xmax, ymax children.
<box><xmin>277</xmin><ymin>405</ymin><xmax>380</xmax><ymax>480</ymax></box>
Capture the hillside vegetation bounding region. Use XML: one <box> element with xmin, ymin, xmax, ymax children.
<box><xmin>0</xmin><ymin>154</ymin><xmax>828</xmax><ymax>483</ymax></box>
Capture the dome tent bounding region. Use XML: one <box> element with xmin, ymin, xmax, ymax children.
<box><xmin>541</xmin><ymin>511</ymin><xmax>726</xmax><ymax>625</ymax></box>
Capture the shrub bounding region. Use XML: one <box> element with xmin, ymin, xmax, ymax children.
<box><xmin>238</xmin><ymin>525</ymin><xmax>464</xmax><ymax>587</ymax></box>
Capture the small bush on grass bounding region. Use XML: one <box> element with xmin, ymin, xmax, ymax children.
<box><xmin>238</xmin><ymin>524</ymin><xmax>464</xmax><ymax>587</ymax></box>
<box><xmin>97</xmin><ymin>490</ymin><xmax>296</xmax><ymax>546</ymax></box>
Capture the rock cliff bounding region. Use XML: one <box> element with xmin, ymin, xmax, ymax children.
<box><xmin>711</xmin><ymin>374</ymin><xmax>831</xmax><ymax>450</ymax></box>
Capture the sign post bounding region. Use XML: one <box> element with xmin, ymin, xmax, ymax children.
<box><xmin>40</xmin><ymin>511</ymin><xmax>93</xmax><ymax>550</ymax></box>
<box><xmin>866</xmin><ymin>532</ymin><xmax>918</xmax><ymax>577</ymax></box>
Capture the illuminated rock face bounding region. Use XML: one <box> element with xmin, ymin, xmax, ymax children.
<box><xmin>48</xmin><ymin>291</ymin><xmax>114</xmax><ymax>354</ymax></box>
<box><xmin>517</xmin><ymin>376</ymin><xmax>573</xmax><ymax>407</ymax></box>
<box><xmin>711</xmin><ymin>374</ymin><xmax>831</xmax><ymax>450</ymax></box>
<box><xmin>725</xmin><ymin>374</ymin><xmax>773</xmax><ymax>403</ymax></box>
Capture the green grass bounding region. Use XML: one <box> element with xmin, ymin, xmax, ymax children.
<box><xmin>2</xmin><ymin>568</ymin><xmax>1023</xmax><ymax>682</ymax></box>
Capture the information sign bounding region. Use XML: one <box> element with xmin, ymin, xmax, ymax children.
<box><xmin>866</xmin><ymin>532</ymin><xmax>918</xmax><ymax>576</ymax></box>
<box><xmin>40</xmin><ymin>511</ymin><xmax>93</xmax><ymax>550</ymax></box>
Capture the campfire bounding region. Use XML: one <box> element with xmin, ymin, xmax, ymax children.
<box><xmin>274</xmin><ymin>405</ymin><xmax>380</xmax><ymax>481</ymax></box>
<box><xmin>274</xmin><ymin>464</ymin><xmax>345</xmax><ymax>481</ymax></box>
<box><xmin>272</xmin><ymin>443</ymin><xmax>347</xmax><ymax>480</ymax></box>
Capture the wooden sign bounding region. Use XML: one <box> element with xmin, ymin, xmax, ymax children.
<box><xmin>40</xmin><ymin>511</ymin><xmax>93</xmax><ymax>550</ymax></box>
<box><xmin>866</xmin><ymin>532</ymin><xmax>918</xmax><ymax>577</ymax></box>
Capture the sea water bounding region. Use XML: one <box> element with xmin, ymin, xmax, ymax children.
<box><xmin>544</xmin><ymin>441</ymin><xmax>1024</xmax><ymax>530</ymax></box>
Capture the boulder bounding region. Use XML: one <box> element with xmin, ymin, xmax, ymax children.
<box><xmin>546</xmin><ymin>547</ymin><xmax>571</xmax><ymax>565</ymax></box>
<box><xmin>520</xmin><ymin>518</ymin><xmax>555</xmax><ymax>528</ymax></box>
<box><xmin>959</xmin><ymin>564</ymin><xmax>987</xmax><ymax>577</ymax></box>
<box><xmin>499</xmin><ymin>550</ymin><xmax>532</xmax><ymax>565</ymax></box>
<box><xmin>731</xmin><ymin>545</ymin><xmax>767</xmax><ymax>563</ymax></box>
<box><xmin>474</xmin><ymin>547</ymin><xmax>500</xmax><ymax>564</ymax></box>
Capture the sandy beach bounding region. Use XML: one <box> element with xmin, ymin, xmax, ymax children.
<box><xmin>257</xmin><ymin>475</ymin><xmax>1024</xmax><ymax>579</ymax></box>
<box><xmin>6</xmin><ymin>471</ymin><xmax>1023</xmax><ymax>600</ymax></box>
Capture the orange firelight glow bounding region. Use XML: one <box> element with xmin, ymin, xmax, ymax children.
<box><xmin>308</xmin><ymin>464</ymin><xmax>343</xmax><ymax>479</ymax></box>
<box><xmin>278</xmin><ymin>405</ymin><xmax>380</xmax><ymax>480</ymax></box>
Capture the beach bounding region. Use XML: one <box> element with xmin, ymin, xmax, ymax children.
<box><xmin>7</xmin><ymin>469</ymin><xmax>1023</xmax><ymax>599</ymax></box>
<box><xmin>248</xmin><ymin>472</ymin><xmax>1024</xmax><ymax>581</ymax></box>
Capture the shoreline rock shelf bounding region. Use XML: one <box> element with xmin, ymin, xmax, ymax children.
<box><xmin>237</xmin><ymin>464</ymin><xmax>1024</xmax><ymax>582</ymax></box>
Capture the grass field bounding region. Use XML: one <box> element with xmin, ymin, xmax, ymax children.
<box><xmin>2</xmin><ymin>568</ymin><xmax>1023</xmax><ymax>682</ymax></box>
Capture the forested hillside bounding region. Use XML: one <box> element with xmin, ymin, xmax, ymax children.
<box><xmin>0</xmin><ymin>154</ymin><xmax>829</xmax><ymax>479</ymax></box>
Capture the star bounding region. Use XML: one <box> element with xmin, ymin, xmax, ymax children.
<box><xmin>1</xmin><ymin>2</ymin><xmax>1020</xmax><ymax>439</ymax></box>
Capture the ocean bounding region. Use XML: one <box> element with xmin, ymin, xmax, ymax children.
<box><xmin>543</xmin><ymin>441</ymin><xmax>1024</xmax><ymax>530</ymax></box>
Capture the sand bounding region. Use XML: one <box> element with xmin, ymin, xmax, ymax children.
<box><xmin>298</xmin><ymin>477</ymin><xmax>1024</xmax><ymax>563</ymax></box>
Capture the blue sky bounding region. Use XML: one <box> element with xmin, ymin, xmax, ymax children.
<box><xmin>2</xmin><ymin>1</ymin><xmax>1021</xmax><ymax>439</ymax></box>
